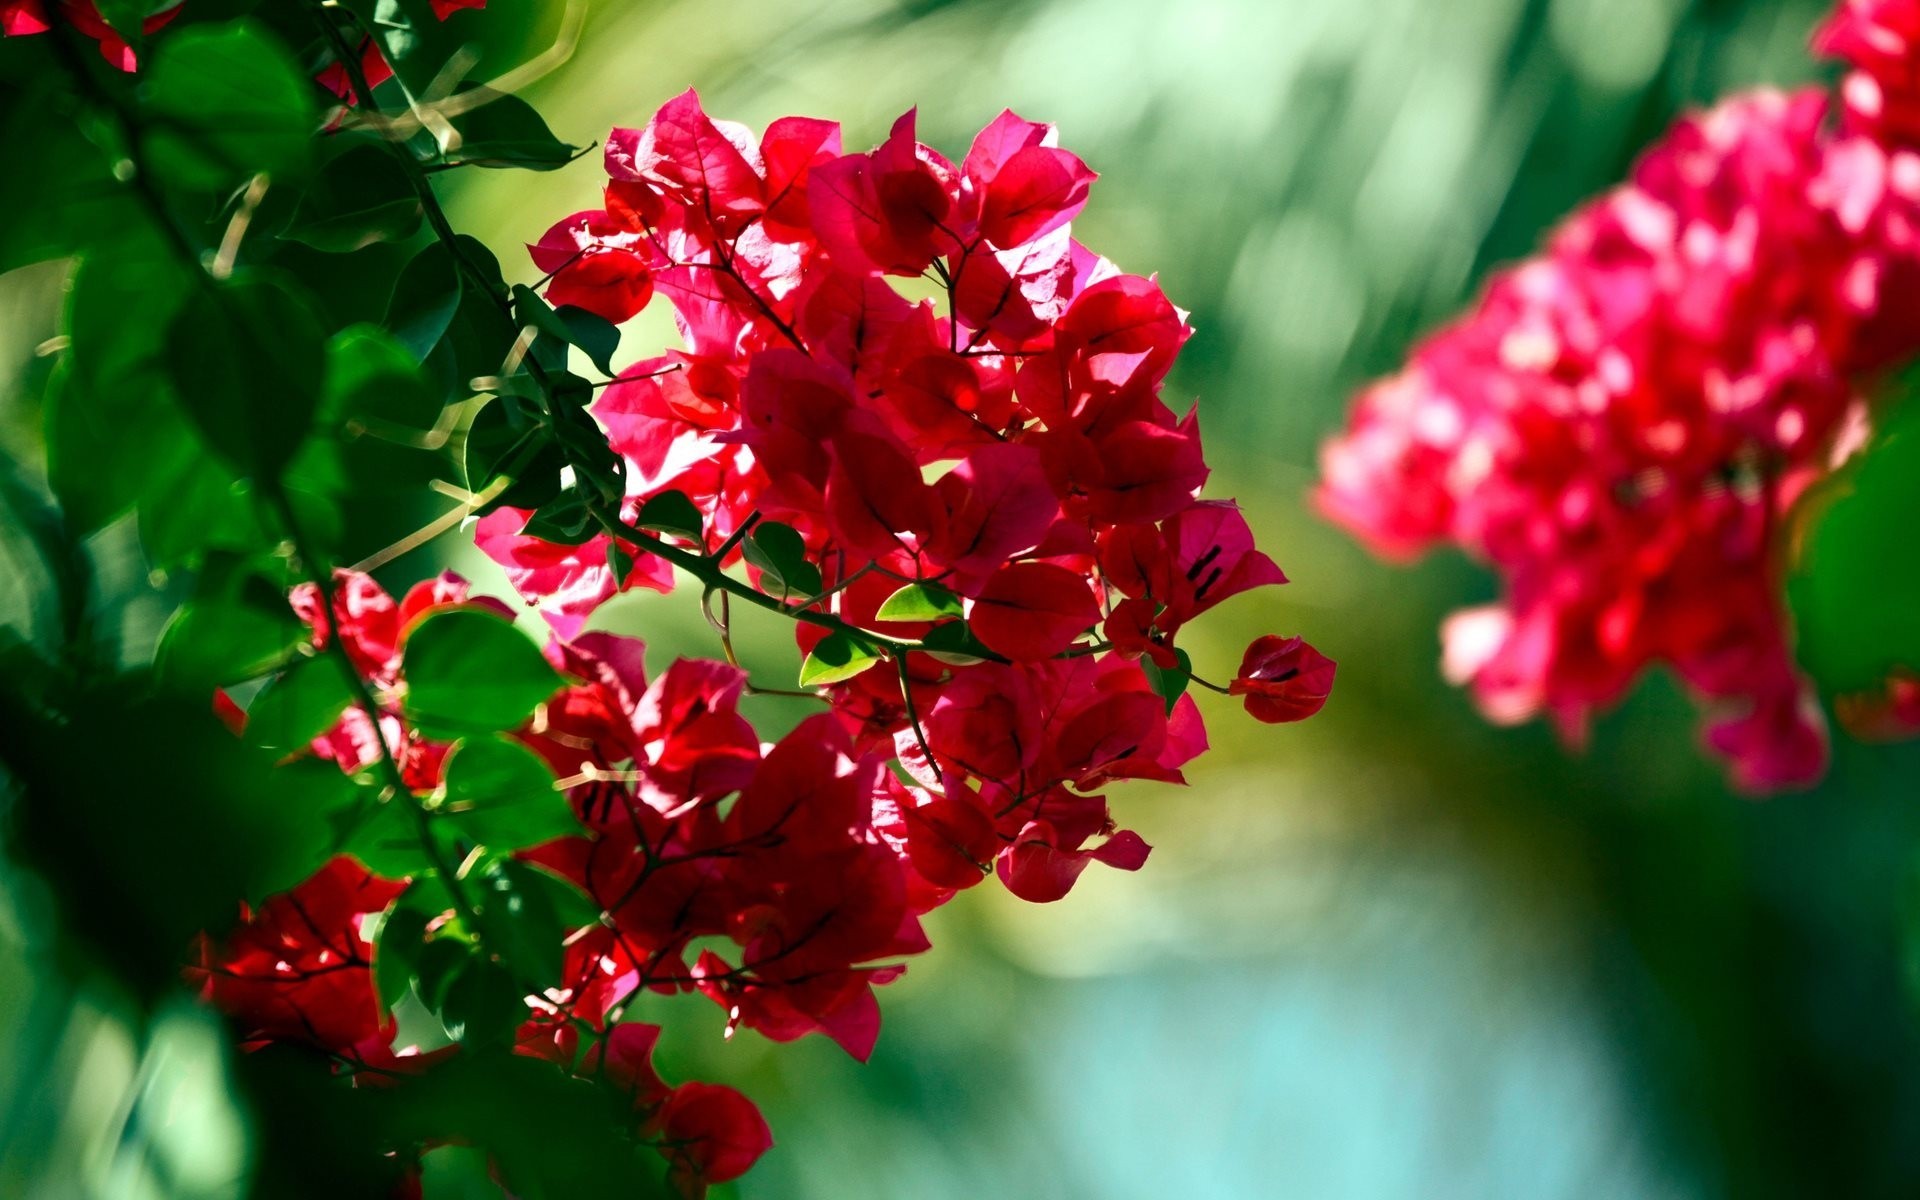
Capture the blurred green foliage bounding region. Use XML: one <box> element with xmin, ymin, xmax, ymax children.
<box><xmin>10</xmin><ymin>0</ymin><xmax>1920</xmax><ymax>1198</ymax></box>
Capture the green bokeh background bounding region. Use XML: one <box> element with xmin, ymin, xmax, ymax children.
<box><xmin>10</xmin><ymin>0</ymin><xmax>1920</xmax><ymax>1196</ymax></box>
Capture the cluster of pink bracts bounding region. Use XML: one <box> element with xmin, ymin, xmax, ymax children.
<box><xmin>192</xmin><ymin>91</ymin><xmax>1333</xmax><ymax>1194</ymax></box>
<box><xmin>1320</xmin><ymin>0</ymin><xmax>1920</xmax><ymax>792</ymax></box>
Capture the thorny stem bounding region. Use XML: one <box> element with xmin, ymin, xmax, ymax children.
<box><xmin>592</xmin><ymin>508</ymin><xmax>932</xmax><ymax>654</ymax></box>
<box><xmin>896</xmin><ymin>655</ymin><xmax>937</xmax><ymax>770</ymax></box>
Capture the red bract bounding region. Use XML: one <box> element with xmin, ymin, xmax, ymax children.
<box><xmin>1231</xmin><ymin>635</ymin><xmax>1337</xmax><ymax>724</ymax></box>
<box><xmin>191</xmin><ymin>857</ymin><xmax>407</xmax><ymax>1062</ymax></box>
<box><xmin>968</xmin><ymin>561</ymin><xmax>1100</xmax><ymax>660</ymax></box>
<box><xmin>1818</xmin><ymin>0</ymin><xmax>1920</xmax><ymax>148</ymax></box>
<box><xmin>1320</xmin><ymin>12</ymin><xmax>1920</xmax><ymax>790</ymax></box>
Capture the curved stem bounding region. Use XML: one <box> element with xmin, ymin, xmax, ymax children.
<box><xmin>263</xmin><ymin>483</ymin><xmax>484</xmax><ymax>934</ymax></box>
<box><xmin>593</xmin><ymin>509</ymin><xmax>930</xmax><ymax>653</ymax></box>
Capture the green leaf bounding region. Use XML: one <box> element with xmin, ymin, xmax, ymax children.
<box><xmin>920</xmin><ymin>619</ymin><xmax>992</xmax><ymax>666</ymax></box>
<box><xmin>438</xmin><ymin>735</ymin><xmax>577</xmax><ymax>849</ymax></box>
<box><xmin>743</xmin><ymin>520</ymin><xmax>822</xmax><ymax>599</ymax></box>
<box><xmin>1790</xmin><ymin>392</ymin><xmax>1920</xmax><ymax>692</ymax></box>
<box><xmin>167</xmin><ymin>273</ymin><xmax>326</xmax><ymax>479</ymax></box>
<box><xmin>51</xmin><ymin>252</ymin><xmax>197</xmax><ymax>533</ymax></box>
<box><xmin>550</xmin><ymin>399</ymin><xmax>624</xmax><ymax>503</ymax></box>
<box><xmin>1141</xmin><ymin>646</ymin><xmax>1194</xmax><ymax>715</ymax></box>
<box><xmin>251</xmin><ymin>758</ymin><xmax>372</xmax><ymax>900</ymax></box>
<box><xmin>438</xmin><ymin>956</ymin><xmax>522</xmax><ymax>1049</ymax></box>
<box><xmin>385</xmin><ymin>241</ymin><xmax>465</xmax><ymax>361</ymax></box>
<box><xmin>136</xmin><ymin>453</ymin><xmax>266</xmax><ymax>571</ymax></box>
<box><xmin>607</xmin><ymin>542</ymin><xmax>635</xmax><ymax>584</ymax></box>
<box><xmin>0</xmin><ymin>85</ymin><xmax>134</xmax><ymax>272</ymax></box>
<box><xmin>283</xmin><ymin>142</ymin><xmax>423</xmax><ymax>252</ymax></box>
<box><xmin>462</xmin><ymin>396</ymin><xmax>564</xmax><ymax>514</ymax></box>
<box><xmin>876</xmin><ymin>581</ymin><xmax>964</xmax><ymax>622</ymax></box>
<box><xmin>153</xmin><ymin>557</ymin><xmax>305</xmax><ymax>688</ymax></box>
<box><xmin>472</xmin><ymin>859</ymin><xmax>594</xmax><ymax>988</ymax></box>
<box><xmin>340</xmin><ymin>797</ymin><xmax>440</xmax><ymax>878</ymax></box>
<box><xmin>557</xmin><ymin>307</ymin><xmax>623</xmax><ymax>377</ymax></box>
<box><xmin>798</xmin><ymin>631</ymin><xmax>883</xmax><ymax>687</ymax></box>
<box><xmin>143</xmin><ymin>21</ymin><xmax>316</xmax><ymax>191</ymax></box>
<box><xmin>515</xmin><ymin>861</ymin><xmax>601</xmax><ymax>930</ymax></box>
<box><xmin>374</xmin><ymin>888</ymin><xmax>434</xmax><ymax>1011</ymax></box>
<box><xmin>511</xmin><ymin>284</ymin><xmax>620</xmax><ymax>377</ymax></box>
<box><xmin>414</xmin><ymin>936</ymin><xmax>472</xmax><ymax>1013</ymax></box>
<box><xmin>320</xmin><ymin>325</ymin><xmax>443</xmax><ymax>432</ymax></box>
<box><xmin>519</xmin><ymin>490</ymin><xmax>596</xmax><ymax>545</ymax></box>
<box><xmin>443</xmin><ymin>88</ymin><xmax>585</xmax><ymax>171</ymax></box>
<box><xmin>635</xmin><ymin>489</ymin><xmax>704</xmax><ymax>541</ymax></box>
<box><xmin>244</xmin><ymin>654</ymin><xmax>357</xmax><ymax>753</ymax></box>
<box><xmin>402</xmin><ymin>608</ymin><xmax>564</xmax><ymax>737</ymax></box>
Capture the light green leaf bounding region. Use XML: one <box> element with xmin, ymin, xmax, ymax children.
<box><xmin>798</xmin><ymin>631</ymin><xmax>883</xmax><ymax>687</ymax></box>
<box><xmin>244</xmin><ymin>654</ymin><xmax>357</xmax><ymax>753</ymax></box>
<box><xmin>876</xmin><ymin>581</ymin><xmax>964</xmax><ymax>622</ymax></box>
<box><xmin>439</xmin><ymin>735</ymin><xmax>577</xmax><ymax>849</ymax></box>
<box><xmin>402</xmin><ymin>608</ymin><xmax>564</xmax><ymax>737</ymax></box>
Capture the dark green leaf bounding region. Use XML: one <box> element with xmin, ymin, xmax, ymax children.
<box><xmin>402</xmin><ymin>608</ymin><xmax>564</xmax><ymax>737</ymax></box>
<box><xmin>798</xmin><ymin>630</ymin><xmax>883</xmax><ymax>687</ymax></box>
<box><xmin>557</xmin><ymin>307</ymin><xmax>622</xmax><ymax>377</ymax></box>
<box><xmin>473</xmin><ymin>858</ymin><xmax>592</xmax><ymax>987</ymax></box>
<box><xmin>414</xmin><ymin>935</ymin><xmax>473</xmax><ymax>1012</ymax></box>
<box><xmin>920</xmin><ymin>619</ymin><xmax>992</xmax><ymax>666</ymax></box>
<box><xmin>438</xmin><ymin>735</ymin><xmax>576</xmax><ymax>849</ymax></box>
<box><xmin>519</xmin><ymin>490</ymin><xmax>596</xmax><ymax>545</ymax></box>
<box><xmin>244</xmin><ymin>653</ymin><xmax>357</xmax><ymax>753</ymax></box>
<box><xmin>283</xmin><ymin>142</ymin><xmax>423</xmax><ymax>252</ymax></box>
<box><xmin>439</xmin><ymin>956</ymin><xmax>522</xmax><ymax>1048</ymax></box>
<box><xmin>443</xmin><ymin>88</ymin><xmax>585</xmax><ymax>171</ymax></box>
<box><xmin>462</xmin><ymin>396</ymin><xmax>563</xmax><ymax>513</ymax></box>
<box><xmin>1141</xmin><ymin>646</ymin><xmax>1194</xmax><ymax>715</ymax></box>
<box><xmin>143</xmin><ymin>21</ymin><xmax>315</xmax><ymax>190</ymax></box>
<box><xmin>167</xmin><ymin>272</ymin><xmax>326</xmax><ymax>479</ymax></box>
<box><xmin>743</xmin><ymin>520</ymin><xmax>821</xmax><ymax>599</ymax></box>
<box><xmin>51</xmin><ymin>252</ymin><xmax>197</xmax><ymax>533</ymax></box>
<box><xmin>635</xmin><ymin>489</ymin><xmax>704</xmax><ymax>541</ymax></box>
<box><xmin>374</xmin><ymin>890</ymin><xmax>433</xmax><ymax>1011</ymax></box>
<box><xmin>385</xmin><ymin>241</ymin><xmax>465</xmax><ymax>361</ymax></box>
<box><xmin>550</xmin><ymin>399</ymin><xmax>624</xmax><ymax>503</ymax></box>
<box><xmin>341</xmin><ymin>798</ymin><xmax>441</xmax><ymax>878</ymax></box>
<box><xmin>153</xmin><ymin>557</ymin><xmax>305</xmax><ymax>688</ymax></box>
<box><xmin>511</xmin><ymin>284</ymin><xmax>621</xmax><ymax>377</ymax></box>
<box><xmin>0</xmin><ymin>85</ymin><xmax>134</xmax><ymax>272</ymax></box>
<box><xmin>136</xmin><ymin>453</ymin><xmax>266</xmax><ymax>571</ymax></box>
<box><xmin>320</xmin><ymin>325</ymin><xmax>443</xmax><ymax>433</ymax></box>
<box><xmin>1791</xmin><ymin>392</ymin><xmax>1920</xmax><ymax>692</ymax></box>
<box><xmin>876</xmin><ymin>581</ymin><xmax>964</xmax><ymax>622</ymax></box>
<box><xmin>607</xmin><ymin>542</ymin><xmax>635</xmax><ymax>584</ymax></box>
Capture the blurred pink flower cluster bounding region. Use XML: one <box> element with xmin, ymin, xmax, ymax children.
<box><xmin>1320</xmin><ymin>0</ymin><xmax>1920</xmax><ymax>791</ymax></box>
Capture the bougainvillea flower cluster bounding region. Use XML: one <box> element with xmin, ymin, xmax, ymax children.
<box><xmin>1319</xmin><ymin>1</ymin><xmax>1920</xmax><ymax>791</ymax></box>
<box><xmin>197</xmin><ymin>96</ymin><xmax>1332</xmax><ymax>1192</ymax></box>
